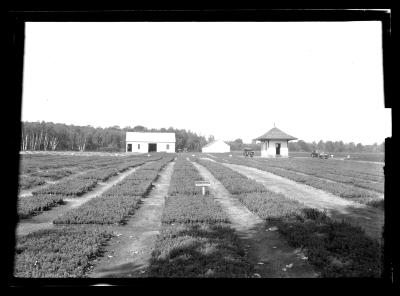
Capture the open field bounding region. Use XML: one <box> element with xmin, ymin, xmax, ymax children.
<box><xmin>13</xmin><ymin>151</ymin><xmax>385</xmax><ymax>278</ymax></box>
<box><xmin>214</xmin><ymin>151</ymin><xmax>385</xmax><ymax>163</ymax></box>
<box><xmin>206</xmin><ymin>153</ymin><xmax>384</xmax><ymax>208</ymax></box>
<box><xmin>191</xmin><ymin>156</ymin><xmax>383</xmax><ymax>277</ymax></box>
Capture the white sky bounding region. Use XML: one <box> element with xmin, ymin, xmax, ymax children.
<box><xmin>22</xmin><ymin>22</ymin><xmax>391</xmax><ymax>145</ymax></box>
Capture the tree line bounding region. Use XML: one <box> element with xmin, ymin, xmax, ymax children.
<box><xmin>288</xmin><ymin>139</ymin><xmax>384</xmax><ymax>153</ymax></box>
<box><xmin>20</xmin><ymin>121</ymin><xmax>384</xmax><ymax>153</ymax></box>
<box><xmin>20</xmin><ymin>121</ymin><xmax>208</xmax><ymax>152</ymax></box>
<box><xmin>226</xmin><ymin>138</ymin><xmax>384</xmax><ymax>153</ymax></box>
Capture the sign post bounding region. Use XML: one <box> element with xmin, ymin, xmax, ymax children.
<box><xmin>195</xmin><ymin>180</ymin><xmax>211</xmax><ymax>195</ymax></box>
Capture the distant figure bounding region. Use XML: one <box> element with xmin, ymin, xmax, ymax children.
<box><xmin>347</xmin><ymin>155</ymin><xmax>350</xmax><ymax>159</ymax></box>
<box><xmin>330</xmin><ymin>154</ymin><xmax>334</xmax><ymax>158</ymax></box>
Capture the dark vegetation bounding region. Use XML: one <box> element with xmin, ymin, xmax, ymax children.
<box><xmin>193</xmin><ymin>157</ymin><xmax>383</xmax><ymax>278</ymax></box>
<box><xmin>214</xmin><ymin>156</ymin><xmax>383</xmax><ymax>208</ymax></box>
<box><xmin>21</xmin><ymin>121</ymin><xmax>208</xmax><ymax>152</ymax></box>
<box><xmin>53</xmin><ymin>156</ymin><xmax>174</xmax><ymax>225</ymax></box>
<box><xmin>148</xmin><ymin>156</ymin><xmax>253</xmax><ymax>277</ymax></box>
<box><xmin>14</xmin><ymin>226</ymin><xmax>113</xmax><ymax>278</ymax></box>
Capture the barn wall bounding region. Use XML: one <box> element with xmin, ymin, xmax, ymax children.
<box><xmin>157</xmin><ymin>142</ymin><xmax>175</xmax><ymax>153</ymax></box>
<box><xmin>260</xmin><ymin>140</ymin><xmax>289</xmax><ymax>157</ymax></box>
<box><xmin>126</xmin><ymin>142</ymin><xmax>148</xmax><ymax>153</ymax></box>
<box><xmin>126</xmin><ymin>142</ymin><xmax>175</xmax><ymax>153</ymax></box>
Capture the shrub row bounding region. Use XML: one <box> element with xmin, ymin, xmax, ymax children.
<box><xmin>18</xmin><ymin>176</ymin><xmax>46</xmax><ymax>191</ymax></box>
<box><xmin>32</xmin><ymin>169</ymin><xmax>74</xmax><ymax>181</ymax></box>
<box><xmin>148</xmin><ymin>223</ymin><xmax>252</xmax><ymax>277</ymax></box>
<box><xmin>18</xmin><ymin>195</ymin><xmax>64</xmax><ymax>219</ymax></box>
<box><xmin>30</xmin><ymin>154</ymin><xmax>164</xmax><ymax>197</ymax></box>
<box><xmin>149</xmin><ymin>156</ymin><xmax>252</xmax><ymax>277</ymax></box>
<box><xmin>271</xmin><ymin>210</ymin><xmax>382</xmax><ymax>278</ymax></box>
<box><xmin>217</xmin><ymin>157</ymin><xmax>383</xmax><ymax>207</ymax></box>
<box><xmin>53</xmin><ymin>157</ymin><xmax>173</xmax><ymax>225</ymax></box>
<box><xmin>194</xmin><ymin>158</ymin><xmax>383</xmax><ymax>278</ymax></box>
<box><xmin>257</xmin><ymin>158</ymin><xmax>384</xmax><ymax>193</ymax></box>
<box><xmin>19</xmin><ymin>155</ymin><xmax>167</xmax><ymax>219</ymax></box>
<box><xmin>53</xmin><ymin>196</ymin><xmax>142</xmax><ymax>225</ymax></box>
<box><xmin>161</xmin><ymin>195</ymin><xmax>229</xmax><ymax>224</ymax></box>
<box><xmin>14</xmin><ymin>226</ymin><xmax>113</xmax><ymax>278</ymax></box>
<box><xmin>168</xmin><ymin>157</ymin><xmax>208</xmax><ymax>196</ymax></box>
<box><xmin>32</xmin><ymin>179</ymin><xmax>99</xmax><ymax>197</ymax></box>
<box><xmin>253</xmin><ymin>157</ymin><xmax>384</xmax><ymax>184</ymax></box>
<box><xmin>194</xmin><ymin>158</ymin><xmax>305</xmax><ymax>219</ymax></box>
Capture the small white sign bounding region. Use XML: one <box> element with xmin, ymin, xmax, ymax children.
<box><xmin>195</xmin><ymin>181</ymin><xmax>211</xmax><ymax>187</ymax></box>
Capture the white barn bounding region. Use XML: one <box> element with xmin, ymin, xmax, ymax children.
<box><xmin>254</xmin><ymin>127</ymin><xmax>297</xmax><ymax>157</ymax></box>
<box><xmin>202</xmin><ymin>140</ymin><xmax>231</xmax><ymax>153</ymax></box>
<box><xmin>126</xmin><ymin>132</ymin><xmax>176</xmax><ymax>153</ymax></box>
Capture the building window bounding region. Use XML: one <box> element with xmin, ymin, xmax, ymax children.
<box><xmin>166</xmin><ymin>144</ymin><xmax>170</xmax><ymax>150</ymax></box>
<box><xmin>138</xmin><ymin>144</ymin><xmax>140</xmax><ymax>150</ymax></box>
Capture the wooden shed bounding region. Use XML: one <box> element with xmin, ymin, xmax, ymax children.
<box><xmin>126</xmin><ymin>132</ymin><xmax>176</xmax><ymax>153</ymax></box>
<box><xmin>254</xmin><ymin>127</ymin><xmax>297</xmax><ymax>157</ymax></box>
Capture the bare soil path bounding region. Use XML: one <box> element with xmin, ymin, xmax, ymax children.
<box><xmin>222</xmin><ymin>162</ymin><xmax>384</xmax><ymax>241</ymax></box>
<box><xmin>192</xmin><ymin>161</ymin><xmax>318</xmax><ymax>278</ymax></box>
<box><xmin>15</xmin><ymin>165</ymin><xmax>145</xmax><ymax>237</ymax></box>
<box><xmin>87</xmin><ymin>161</ymin><xmax>175</xmax><ymax>278</ymax></box>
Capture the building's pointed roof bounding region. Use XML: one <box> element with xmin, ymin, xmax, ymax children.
<box><xmin>254</xmin><ymin>127</ymin><xmax>297</xmax><ymax>141</ymax></box>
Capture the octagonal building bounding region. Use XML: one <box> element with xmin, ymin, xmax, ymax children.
<box><xmin>254</xmin><ymin>127</ymin><xmax>297</xmax><ymax>157</ymax></box>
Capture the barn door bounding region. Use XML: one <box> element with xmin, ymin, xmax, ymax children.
<box><xmin>276</xmin><ymin>143</ymin><xmax>281</xmax><ymax>155</ymax></box>
<box><xmin>148</xmin><ymin>143</ymin><xmax>157</xmax><ymax>152</ymax></box>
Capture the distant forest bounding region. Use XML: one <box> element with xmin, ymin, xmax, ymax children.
<box><xmin>20</xmin><ymin>121</ymin><xmax>384</xmax><ymax>153</ymax></box>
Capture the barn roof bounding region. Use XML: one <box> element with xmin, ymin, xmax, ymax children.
<box><xmin>254</xmin><ymin>127</ymin><xmax>297</xmax><ymax>141</ymax></box>
<box><xmin>202</xmin><ymin>139</ymin><xmax>229</xmax><ymax>148</ymax></box>
<box><xmin>126</xmin><ymin>132</ymin><xmax>176</xmax><ymax>143</ymax></box>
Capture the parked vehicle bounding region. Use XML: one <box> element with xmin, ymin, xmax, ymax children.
<box><xmin>243</xmin><ymin>148</ymin><xmax>255</xmax><ymax>157</ymax></box>
<box><xmin>311</xmin><ymin>150</ymin><xmax>319</xmax><ymax>158</ymax></box>
<box><xmin>319</xmin><ymin>152</ymin><xmax>329</xmax><ymax>159</ymax></box>
<box><xmin>311</xmin><ymin>150</ymin><xmax>329</xmax><ymax>159</ymax></box>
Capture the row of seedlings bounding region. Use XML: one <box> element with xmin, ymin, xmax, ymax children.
<box><xmin>14</xmin><ymin>226</ymin><xmax>113</xmax><ymax>278</ymax></box>
<box><xmin>14</xmin><ymin>156</ymin><xmax>174</xmax><ymax>278</ymax></box>
<box><xmin>250</xmin><ymin>157</ymin><xmax>384</xmax><ymax>193</ymax></box>
<box><xmin>193</xmin><ymin>157</ymin><xmax>382</xmax><ymax>278</ymax></box>
<box><xmin>17</xmin><ymin>155</ymin><xmax>164</xmax><ymax>219</ymax></box>
<box><xmin>215</xmin><ymin>155</ymin><xmax>383</xmax><ymax>208</ymax></box>
<box><xmin>18</xmin><ymin>153</ymin><xmax>151</xmax><ymax>191</ymax></box>
<box><xmin>148</xmin><ymin>156</ymin><xmax>253</xmax><ymax>278</ymax></box>
<box><xmin>53</xmin><ymin>156</ymin><xmax>174</xmax><ymax>225</ymax></box>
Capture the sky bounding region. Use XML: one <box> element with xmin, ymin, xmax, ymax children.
<box><xmin>21</xmin><ymin>21</ymin><xmax>391</xmax><ymax>145</ymax></box>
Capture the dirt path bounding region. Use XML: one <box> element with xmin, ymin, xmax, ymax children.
<box><xmin>15</xmin><ymin>165</ymin><xmax>145</xmax><ymax>237</ymax></box>
<box><xmin>192</xmin><ymin>161</ymin><xmax>318</xmax><ymax>278</ymax></box>
<box><xmin>222</xmin><ymin>162</ymin><xmax>384</xmax><ymax>241</ymax></box>
<box><xmin>87</xmin><ymin>161</ymin><xmax>175</xmax><ymax>278</ymax></box>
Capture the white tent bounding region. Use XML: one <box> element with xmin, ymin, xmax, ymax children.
<box><xmin>201</xmin><ymin>140</ymin><xmax>231</xmax><ymax>153</ymax></box>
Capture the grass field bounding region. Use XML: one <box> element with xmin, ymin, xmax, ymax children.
<box><xmin>214</xmin><ymin>151</ymin><xmax>384</xmax><ymax>163</ymax></box>
<box><xmin>207</xmin><ymin>153</ymin><xmax>384</xmax><ymax>209</ymax></box>
<box><xmin>14</xmin><ymin>151</ymin><xmax>385</xmax><ymax>278</ymax></box>
<box><xmin>191</xmin><ymin>156</ymin><xmax>383</xmax><ymax>277</ymax></box>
